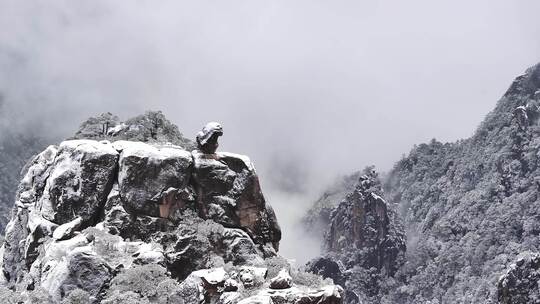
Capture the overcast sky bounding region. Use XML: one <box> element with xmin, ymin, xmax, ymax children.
<box><xmin>1</xmin><ymin>0</ymin><xmax>540</xmax><ymax>259</ymax></box>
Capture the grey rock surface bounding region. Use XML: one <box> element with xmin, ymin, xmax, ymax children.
<box><xmin>269</xmin><ymin>269</ymin><xmax>292</xmax><ymax>289</ymax></box>
<box><xmin>192</xmin><ymin>150</ymin><xmax>281</xmax><ymax>253</ymax></box>
<box><xmin>0</xmin><ymin>137</ymin><xmax>338</xmax><ymax>303</ymax></box>
<box><xmin>325</xmin><ymin>170</ymin><xmax>405</xmax><ymax>276</ymax></box>
<box><xmin>115</xmin><ymin>141</ymin><xmax>193</xmax><ymax>217</ymax></box>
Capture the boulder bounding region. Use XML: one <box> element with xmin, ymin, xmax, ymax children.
<box><xmin>33</xmin><ymin>229</ymin><xmax>143</xmax><ymax>302</ymax></box>
<box><xmin>53</xmin><ymin>216</ymin><xmax>83</xmax><ymax>240</ymax></box>
<box><xmin>306</xmin><ymin>256</ymin><xmax>345</xmax><ymax>286</ymax></box>
<box><xmin>238</xmin><ymin>266</ymin><xmax>268</xmax><ymax>287</ymax></box>
<box><xmin>35</xmin><ymin>140</ymin><xmax>118</xmax><ymax>226</ymax></box>
<box><xmin>2</xmin><ymin>141</ymin><xmax>117</xmax><ymax>287</ymax></box>
<box><xmin>192</xmin><ymin>267</ymin><xmax>227</xmax><ymax>288</ymax></box>
<box><xmin>115</xmin><ymin>141</ymin><xmax>193</xmax><ymax>217</ymax></box>
<box><xmin>269</xmin><ymin>269</ymin><xmax>292</xmax><ymax>289</ymax></box>
<box><xmin>178</xmin><ymin>266</ymin><xmax>343</xmax><ymax>304</ymax></box>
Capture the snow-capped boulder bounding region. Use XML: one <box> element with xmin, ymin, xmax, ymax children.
<box><xmin>259</xmin><ymin>285</ymin><xmax>344</xmax><ymax>304</ymax></box>
<box><xmin>269</xmin><ymin>269</ymin><xmax>292</xmax><ymax>289</ymax></box>
<box><xmin>115</xmin><ymin>141</ymin><xmax>193</xmax><ymax>217</ymax></box>
<box><xmin>177</xmin><ymin>265</ymin><xmax>343</xmax><ymax>304</ymax></box>
<box><xmin>192</xmin><ymin>267</ymin><xmax>227</xmax><ymax>288</ymax></box>
<box><xmin>305</xmin><ymin>256</ymin><xmax>345</xmax><ymax>287</ymax></box>
<box><xmin>2</xmin><ymin>140</ymin><xmax>118</xmax><ymax>287</ymax></box>
<box><xmin>52</xmin><ymin>216</ymin><xmax>83</xmax><ymax>240</ymax></box>
<box><xmin>35</xmin><ymin>140</ymin><xmax>118</xmax><ymax>226</ymax></box>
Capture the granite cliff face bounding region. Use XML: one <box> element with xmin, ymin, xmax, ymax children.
<box><xmin>0</xmin><ymin>124</ymin><xmax>341</xmax><ymax>303</ymax></box>
<box><xmin>306</xmin><ymin>169</ymin><xmax>405</xmax><ymax>304</ymax></box>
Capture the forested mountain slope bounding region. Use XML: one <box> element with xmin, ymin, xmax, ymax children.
<box><xmin>307</xmin><ymin>63</ymin><xmax>540</xmax><ymax>303</ymax></box>
<box><xmin>383</xmin><ymin>63</ymin><xmax>540</xmax><ymax>303</ymax></box>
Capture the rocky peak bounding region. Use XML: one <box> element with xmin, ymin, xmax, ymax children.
<box><xmin>0</xmin><ymin>122</ymin><xmax>341</xmax><ymax>303</ymax></box>
<box><xmin>304</xmin><ymin>168</ymin><xmax>405</xmax><ymax>303</ymax></box>
<box><xmin>325</xmin><ymin>169</ymin><xmax>405</xmax><ymax>276</ymax></box>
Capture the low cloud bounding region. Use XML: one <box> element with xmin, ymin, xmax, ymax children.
<box><xmin>1</xmin><ymin>0</ymin><xmax>540</xmax><ymax>260</ymax></box>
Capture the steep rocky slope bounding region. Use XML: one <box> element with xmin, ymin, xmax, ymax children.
<box><xmin>0</xmin><ymin>135</ymin><xmax>343</xmax><ymax>303</ymax></box>
<box><xmin>306</xmin><ymin>63</ymin><xmax>540</xmax><ymax>303</ymax></box>
<box><xmin>306</xmin><ymin>169</ymin><xmax>405</xmax><ymax>304</ymax></box>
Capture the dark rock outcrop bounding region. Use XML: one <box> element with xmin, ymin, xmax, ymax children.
<box><xmin>306</xmin><ymin>169</ymin><xmax>404</xmax><ymax>303</ymax></box>
<box><xmin>192</xmin><ymin>151</ymin><xmax>281</xmax><ymax>254</ymax></box>
<box><xmin>325</xmin><ymin>170</ymin><xmax>405</xmax><ymax>276</ymax></box>
<box><xmin>0</xmin><ymin>135</ymin><xmax>338</xmax><ymax>303</ymax></box>
<box><xmin>306</xmin><ymin>257</ymin><xmax>345</xmax><ymax>287</ymax></box>
<box><xmin>115</xmin><ymin>141</ymin><xmax>193</xmax><ymax>217</ymax></box>
<box><xmin>33</xmin><ymin>141</ymin><xmax>118</xmax><ymax>226</ymax></box>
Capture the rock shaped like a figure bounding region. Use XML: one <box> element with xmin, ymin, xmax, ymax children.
<box><xmin>196</xmin><ymin>122</ymin><xmax>223</xmax><ymax>154</ymax></box>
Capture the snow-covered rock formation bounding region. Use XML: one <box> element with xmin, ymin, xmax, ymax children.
<box><xmin>0</xmin><ymin>124</ymin><xmax>342</xmax><ymax>303</ymax></box>
<box><xmin>0</xmin><ymin>111</ymin><xmax>195</xmax><ymax>244</ymax></box>
<box><xmin>305</xmin><ymin>169</ymin><xmax>405</xmax><ymax>303</ymax></box>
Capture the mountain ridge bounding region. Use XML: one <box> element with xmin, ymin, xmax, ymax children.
<box><xmin>305</xmin><ymin>62</ymin><xmax>540</xmax><ymax>303</ymax></box>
